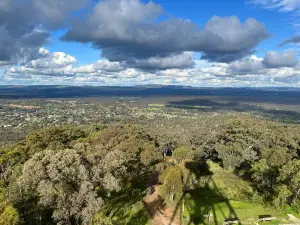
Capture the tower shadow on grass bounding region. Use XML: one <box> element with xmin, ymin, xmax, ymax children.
<box><xmin>168</xmin><ymin>161</ymin><xmax>242</xmax><ymax>225</ymax></box>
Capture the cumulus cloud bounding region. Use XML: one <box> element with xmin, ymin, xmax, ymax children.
<box><xmin>31</xmin><ymin>0</ymin><xmax>91</xmax><ymax>28</ymax></box>
<box><xmin>73</xmin><ymin>60</ymin><xmax>124</xmax><ymax>74</ymax></box>
<box><xmin>6</xmin><ymin>49</ymin><xmax>134</xmax><ymax>79</ymax></box>
<box><xmin>62</xmin><ymin>0</ymin><xmax>268</xmax><ymax>67</ymax></box>
<box><xmin>0</xmin><ymin>0</ymin><xmax>90</xmax><ymax>65</ymax></box>
<box><xmin>7</xmin><ymin>49</ymin><xmax>78</xmax><ymax>77</ymax></box>
<box><xmin>4</xmin><ymin>46</ymin><xmax>300</xmax><ymax>87</ymax></box>
<box><xmin>5</xmin><ymin>52</ymin><xmax>300</xmax><ymax>87</ymax></box>
<box><xmin>0</xmin><ymin>24</ymin><xmax>50</xmax><ymax>65</ymax></box>
<box><xmin>127</xmin><ymin>52</ymin><xmax>195</xmax><ymax>70</ymax></box>
<box><xmin>4</xmin><ymin>0</ymin><xmax>300</xmax><ymax>86</ymax></box>
<box><xmin>262</xmin><ymin>50</ymin><xmax>299</xmax><ymax>68</ymax></box>
<box><xmin>228</xmin><ymin>56</ymin><xmax>264</xmax><ymax>74</ymax></box>
<box><xmin>7</xmin><ymin>65</ymin><xmax>76</xmax><ymax>77</ymax></box>
<box><xmin>279</xmin><ymin>36</ymin><xmax>300</xmax><ymax>46</ymax></box>
<box><xmin>1</xmin><ymin>0</ymin><xmax>269</xmax><ymax>73</ymax></box>
<box><xmin>200</xmin><ymin>16</ymin><xmax>268</xmax><ymax>62</ymax></box>
<box><xmin>26</xmin><ymin>48</ymin><xmax>77</xmax><ymax>69</ymax></box>
<box><xmin>227</xmin><ymin>50</ymin><xmax>299</xmax><ymax>74</ymax></box>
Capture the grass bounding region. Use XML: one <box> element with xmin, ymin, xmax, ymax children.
<box><xmin>211</xmin><ymin>170</ymin><xmax>253</xmax><ymax>201</ymax></box>
<box><xmin>178</xmin><ymin>162</ymin><xmax>300</xmax><ymax>225</ymax></box>
<box><xmin>109</xmin><ymin>200</ymin><xmax>150</xmax><ymax>225</ymax></box>
<box><xmin>95</xmin><ymin>161</ymin><xmax>300</xmax><ymax>225</ymax></box>
<box><xmin>147</xmin><ymin>104</ymin><xmax>165</xmax><ymax>108</ymax></box>
<box><xmin>100</xmin><ymin>189</ymin><xmax>150</xmax><ymax>225</ymax></box>
<box><xmin>182</xmin><ymin>191</ymin><xmax>300</xmax><ymax>225</ymax></box>
<box><xmin>168</xmin><ymin>104</ymin><xmax>212</xmax><ymax>109</ymax></box>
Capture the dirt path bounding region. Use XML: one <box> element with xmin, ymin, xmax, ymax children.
<box><xmin>143</xmin><ymin>186</ymin><xmax>180</xmax><ymax>225</ymax></box>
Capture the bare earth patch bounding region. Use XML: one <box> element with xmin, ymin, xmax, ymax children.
<box><xmin>143</xmin><ymin>186</ymin><xmax>180</xmax><ymax>225</ymax></box>
<box><xmin>7</xmin><ymin>104</ymin><xmax>40</xmax><ymax>109</ymax></box>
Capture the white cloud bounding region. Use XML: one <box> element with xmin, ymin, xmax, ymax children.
<box><xmin>262</xmin><ymin>50</ymin><xmax>299</xmax><ymax>68</ymax></box>
<box><xmin>73</xmin><ymin>60</ymin><xmax>124</xmax><ymax>74</ymax></box>
<box><xmin>251</xmin><ymin>0</ymin><xmax>300</xmax><ymax>12</ymax></box>
<box><xmin>62</xmin><ymin>0</ymin><xmax>268</xmax><ymax>65</ymax></box>
<box><xmin>26</xmin><ymin>48</ymin><xmax>77</xmax><ymax>69</ymax></box>
<box><xmin>0</xmin><ymin>0</ymin><xmax>90</xmax><ymax>65</ymax></box>
<box><xmin>228</xmin><ymin>55</ymin><xmax>264</xmax><ymax>74</ymax></box>
<box><xmin>6</xmin><ymin>48</ymin><xmax>77</xmax><ymax>77</ymax></box>
<box><xmin>4</xmin><ymin>48</ymin><xmax>300</xmax><ymax>87</ymax></box>
<box><xmin>251</xmin><ymin>0</ymin><xmax>300</xmax><ymax>29</ymax></box>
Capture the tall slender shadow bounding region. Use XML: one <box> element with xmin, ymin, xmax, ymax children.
<box><xmin>168</xmin><ymin>161</ymin><xmax>241</xmax><ymax>225</ymax></box>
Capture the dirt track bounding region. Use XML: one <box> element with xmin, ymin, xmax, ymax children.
<box><xmin>143</xmin><ymin>186</ymin><xmax>180</xmax><ymax>225</ymax></box>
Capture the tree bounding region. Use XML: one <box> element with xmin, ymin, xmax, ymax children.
<box><xmin>217</xmin><ymin>144</ymin><xmax>243</xmax><ymax>171</ymax></box>
<box><xmin>173</xmin><ymin>146</ymin><xmax>193</xmax><ymax>164</ymax></box>
<box><xmin>10</xmin><ymin>125</ymin><xmax>161</xmax><ymax>224</ymax></box>
<box><xmin>93</xmin><ymin>213</ymin><xmax>113</xmax><ymax>225</ymax></box>
<box><xmin>272</xmin><ymin>185</ymin><xmax>292</xmax><ymax>208</ymax></box>
<box><xmin>0</xmin><ymin>191</ymin><xmax>21</xmax><ymax>225</ymax></box>
<box><xmin>0</xmin><ymin>205</ymin><xmax>21</xmax><ymax>225</ymax></box>
<box><xmin>263</xmin><ymin>147</ymin><xmax>292</xmax><ymax>167</ymax></box>
<box><xmin>18</xmin><ymin>149</ymin><xmax>103</xmax><ymax>225</ymax></box>
<box><xmin>159</xmin><ymin>166</ymin><xmax>183</xmax><ymax>204</ymax></box>
<box><xmin>251</xmin><ymin>159</ymin><xmax>278</xmax><ymax>198</ymax></box>
<box><xmin>279</xmin><ymin>159</ymin><xmax>300</xmax><ymax>205</ymax></box>
<box><xmin>140</xmin><ymin>142</ymin><xmax>161</xmax><ymax>166</ymax></box>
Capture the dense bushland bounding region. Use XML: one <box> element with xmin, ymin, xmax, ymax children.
<box><xmin>1</xmin><ymin>117</ymin><xmax>300</xmax><ymax>224</ymax></box>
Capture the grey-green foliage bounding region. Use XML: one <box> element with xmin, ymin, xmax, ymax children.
<box><xmin>11</xmin><ymin>125</ymin><xmax>161</xmax><ymax>224</ymax></box>
<box><xmin>197</xmin><ymin>117</ymin><xmax>299</xmax><ymax>171</ymax></box>
<box><xmin>18</xmin><ymin>149</ymin><xmax>103</xmax><ymax>225</ymax></box>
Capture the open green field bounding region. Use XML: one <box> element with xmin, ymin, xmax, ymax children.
<box><xmin>184</xmin><ymin>195</ymin><xmax>298</xmax><ymax>225</ymax></box>
<box><xmin>101</xmin><ymin>187</ymin><xmax>300</xmax><ymax>225</ymax></box>
<box><xmin>147</xmin><ymin>103</ymin><xmax>165</xmax><ymax>107</ymax></box>
<box><xmin>179</xmin><ymin>164</ymin><xmax>300</xmax><ymax>225</ymax></box>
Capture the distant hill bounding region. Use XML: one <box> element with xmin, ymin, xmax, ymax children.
<box><xmin>0</xmin><ymin>85</ymin><xmax>300</xmax><ymax>105</ymax></box>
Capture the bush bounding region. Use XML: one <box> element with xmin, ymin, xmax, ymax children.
<box><xmin>0</xmin><ymin>205</ymin><xmax>22</xmax><ymax>225</ymax></box>
<box><xmin>159</xmin><ymin>166</ymin><xmax>184</xmax><ymax>205</ymax></box>
<box><xmin>173</xmin><ymin>146</ymin><xmax>193</xmax><ymax>163</ymax></box>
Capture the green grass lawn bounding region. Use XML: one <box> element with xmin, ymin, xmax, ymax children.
<box><xmin>182</xmin><ymin>190</ymin><xmax>299</xmax><ymax>225</ymax></box>
<box><xmin>178</xmin><ymin>163</ymin><xmax>300</xmax><ymax>225</ymax></box>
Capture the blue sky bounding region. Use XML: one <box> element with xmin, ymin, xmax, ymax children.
<box><xmin>1</xmin><ymin>0</ymin><xmax>300</xmax><ymax>86</ymax></box>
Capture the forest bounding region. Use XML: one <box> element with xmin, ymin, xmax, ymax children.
<box><xmin>1</xmin><ymin>116</ymin><xmax>300</xmax><ymax>224</ymax></box>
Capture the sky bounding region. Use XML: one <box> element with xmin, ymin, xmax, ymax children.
<box><xmin>1</xmin><ymin>0</ymin><xmax>300</xmax><ymax>86</ymax></box>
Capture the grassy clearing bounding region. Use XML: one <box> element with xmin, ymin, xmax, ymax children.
<box><xmin>100</xmin><ymin>190</ymin><xmax>150</xmax><ymax>225</ymax></box>
<box><xmin>148</xmin><ymin>103</ymin><xmax>165</xmax><ymax>108</ymax></box>
<box><xmin>182</xmin><ymin>191</ymin><xmax>300</xmax><ymax>225</ymax></box>
<box><xmin>167</xmin><ymin>104</ymin><xmax>212</xmax><ymax>109</ymax></box>
<box><xmin>178</xmin><ymin>162</ymin><xmax>300</xmax><ymax>225</ymax></box>
<box><xmin>109</xmin><ymin>200</ymin><xmax>149</xmax><ymax>225</ymax></box>
<box><xmin>211</xmin><ymin>171</ymin><xmax>253</xmax><ymax>201</ymax></box>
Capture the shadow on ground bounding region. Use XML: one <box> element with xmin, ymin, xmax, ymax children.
<box><xmin>167</xmin><ymin>98</ymin><xmax>300</xmax><ymax>123</ymax></box>
<box><xmin>169</xmin><ymin>161</ymin><xmax>242</xmax><ymax>225</ymax></box>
